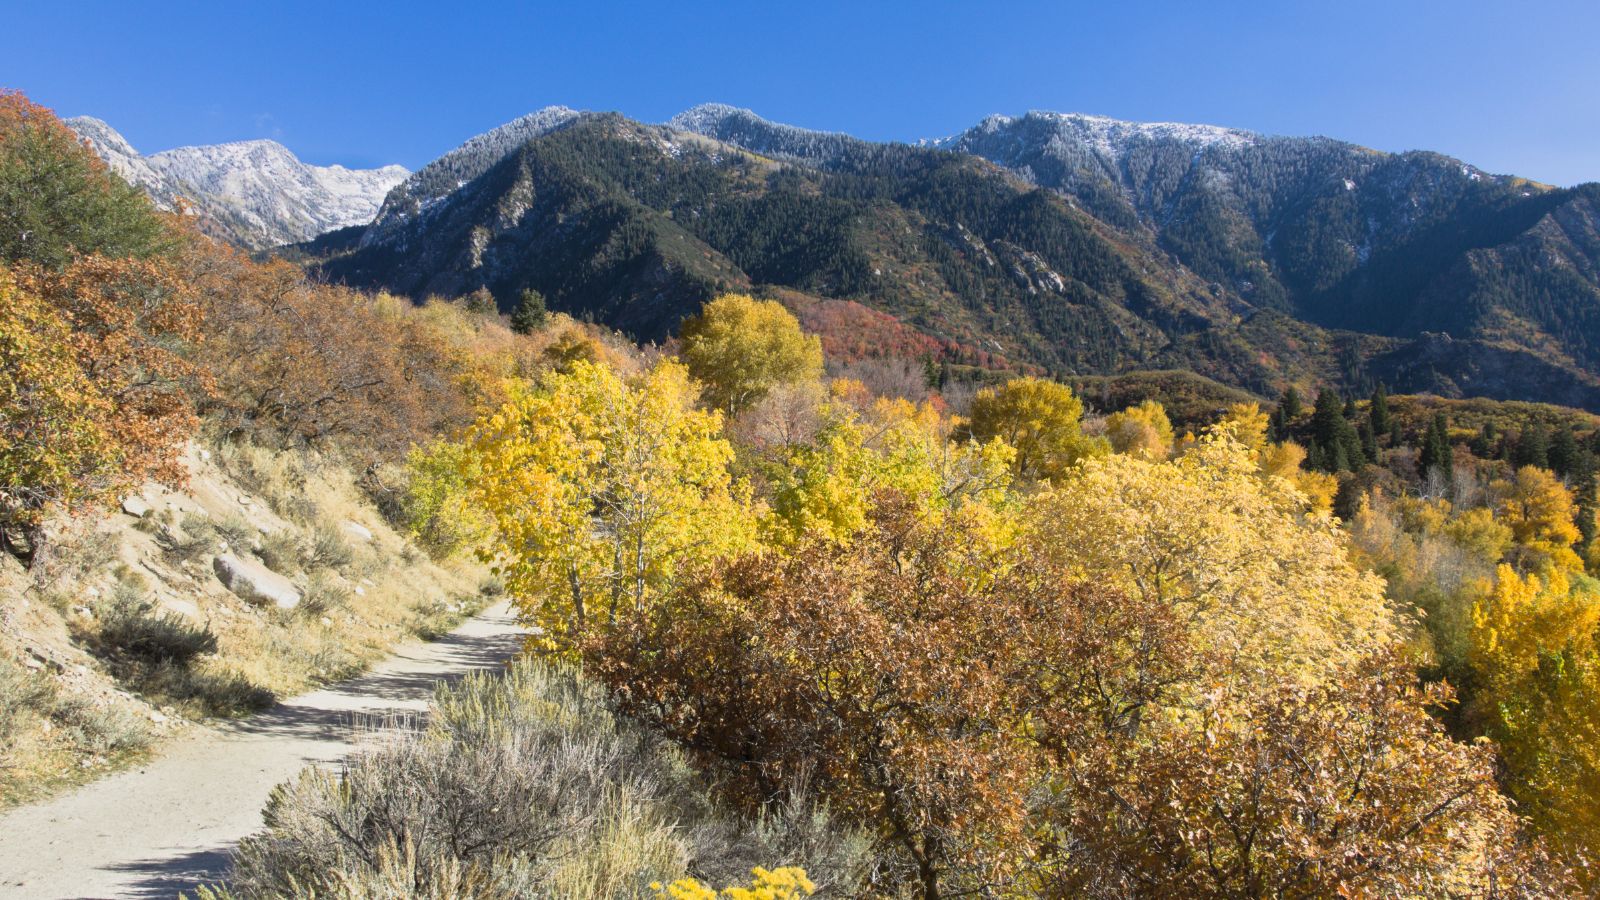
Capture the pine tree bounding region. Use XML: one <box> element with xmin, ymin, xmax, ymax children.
<box><xmin>1306</xmin><ymin>441</ymin><xmax>1327</xmax><ymax>472</ymax></box>
<box><xmin>1369</xmin><ymin>385</ymin><xmax>1390</xmax><ymax>439</ymax></box>
<box><xmin>511</xmin><ymin>288</ymin><xmax>548</xmax><ymax>334</ymax></box>
<box><xmin>1280</xmin><ymin>386</ymin><xmax>1303</xmax><ymax>421</ymax></box>
<box><xmin>1359</xmin><ymin>420</ymin><xmax>1378</xmax><ymax>462</ymax></box>
<box><xmin>1472</xmin><ymin>423</ymin><xmax>1498</xmax><ymax>458</ymax></box>
<box><xmin>1548</xmin><ymin>427</ymin><xmax>1579</xmax><ymax>477</ymax></box>
<box><xmin>1418</xmin><ymin>413</ymin><xmax>1453</xmax><ymax>481</ymax></box>
<box><xmin>1311</xmin><ymin>390</ymin><xmax>1363</xmax><ymax>472</ymax></box>
<box><xmin>1514</xmin><ymin>425</ymin><xmax>1550</xmax><ymax>470</ymax></box>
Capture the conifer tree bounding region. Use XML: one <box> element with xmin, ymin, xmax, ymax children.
<box><xmin>510</xmin><ymin>288</ymin><xmax>548</xmax><ymax>335</ymax></box>
<box><xmin>1548</xmin><ymin>427</ymin><xmax>1579</xmax><ymax>477</ymax></box>
<box><xmin>1369</xmin><ymin>384</ymin><xmax>1390</xmax><ymax>439</ymax></box>
<box><xmin>1311</xmin><ymin>390</ymin><xmax>1363</xmax><ymax>472</ymax></box>
<box><xmin>1279</xmin><ymin>386</ymin><xmax>1303</xmax><ymax>421</ymax></box>
<box><xmin>1515</xmin><ymin>425</ymin><xmax>1551</xmax><ymax>470</ymax></box>
<box><xmin>1418</xmin><ymin>413</ymin><xmax>1453</xmax><ymax>481</ymax></box>
<box><xmin>1359</xmin><ymin>420</ymin><xmax>1378</xmax><ymax>462</ymax></box>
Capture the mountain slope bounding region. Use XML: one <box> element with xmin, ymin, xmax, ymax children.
<box><xmin>937</xmin><ymin>112</ymin><xmax>1600</xmax><ymax>369</ymax></box>
<box><xmin>67</xmin><ymin>117</ymin><xmax>408</xmax><ymax>250</ymax></box>
<box><xmin>298</xmin><ymin>105</ymin><xmax>1600</xmax><ymax>409</ymax></box>
<box><xmin>308</xmin><ymin>114</ymin><xmax>1361</xmax><ymax>390</ymax></box>
<box><xmin>361</xmin><ymin>105</ymin><xmax>584</xmax><ymax>247</ymax></box>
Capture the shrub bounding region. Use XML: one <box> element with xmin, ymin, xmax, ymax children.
<box><xmin>255</xmin><ymin>530</ymin><xmax>305</xmax><ymax>576</ymax></box>
<box><xmin>1</xmin><ymin>653</ymin><xmax>150</xmax><ymax>793</ymax></box>
<box><xmin>0</xmin><ymin>655</ymin><xmax>55</xmax><ymax>750</ymax></box>
<box><xmin>214</xmin><ymin>661</ymin><xmax>869</xmax><ymax>899</ymax></box>
<box><xmin>158</xmin><ymin>513</ymin><xmax>220</xmax><ymax>563</ymax></box>
<box><xmin>80</xmin><ymin>580</ymin><xmax>272</xmax><ymax>717</ymax></box>
<box><xmin>210</xmin><ymin>513</ymin><xmax>256</xmax><ymax>549</ymax></box>
<box><xmin>92</xmin><ymin>583</ymin><xmax>217</xmax><ymax>666</ymax></box>
<box><xmin>298</xmin><ymin>572</ymin><xmax>350</xmax><ymax>618</ymax></box>
<box><xmin>304</xmin><ymin>524</ymin><xmax>354</xmax><ymax>573</ymax></box>
<box><xmin>0</xmin><ymin>260</ymin><xmax>201</xmax><ymax>555</ymax></box>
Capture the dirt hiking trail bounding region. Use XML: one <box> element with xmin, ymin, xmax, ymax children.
<box><xmin>0</xmin><ymin>602</ymin><xmax>524</xmax><ymax>899</ymax></box>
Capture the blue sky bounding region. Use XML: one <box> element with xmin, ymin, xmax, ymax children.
<box><xmin>5</xmin><ymin>0</ymin><xmax>1597</xmax><ymax>185</ymax></box>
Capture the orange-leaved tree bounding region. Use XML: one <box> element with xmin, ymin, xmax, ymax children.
<box><xmin>0</xmin><ymin>256</ymin><xmax>202</xmax><ymax>555</ymax></box>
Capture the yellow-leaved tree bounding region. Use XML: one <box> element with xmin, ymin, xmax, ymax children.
<box><xmin>1469</xmin><ymin>564</ymin><xmax>1600</xmax><ymax>867</ymax></box>
<box><xmin>760</xmin><ymin>392</ymin><xmax>1016</xmax><ymax>547</ymax></box>
<box><xmin>1220</xmin><ymin>401</ymin><xmax>1338</xmax><ymax>514</ymax></box>
<box><xmin>1104</xmin><ymin>399</ymin><xmax>1174</xmax><ymax>460</ymax></box>
<box><xmin>961</xmin><ymin>376</ymin><xmax>1102</xmax><ymax>482</ymax></box>
<box><xmin>679</xmin><ymin>293</ymin><xmax>823</xmax><ymax>415</ymax></box>
<box><xmin>1028</xmin><ymin>425</ymin><xmax>1394</xmax><ymax>683</ymax></box>
<box><xmin>1493</xmin><ymin>465</ymin><xmax>1584</xmax><ymax>576</ymax></box>
<box><xmin>466</xmin><ymin>358</ymin><xmax>754</xmax><ymax>649</ymax></box>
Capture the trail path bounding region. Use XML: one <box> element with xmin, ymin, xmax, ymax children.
<box><xmin>0</xmin><ymin>602</ymin><xmax>525</xmax><ymax>899</ymax></box>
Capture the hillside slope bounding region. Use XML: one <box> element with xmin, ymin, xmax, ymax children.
<box><xmin>0</xmin><ymin>440</ymin><xmax>490</xmax><ymax>808</ymax></box>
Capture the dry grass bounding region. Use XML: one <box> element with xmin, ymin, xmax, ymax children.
<box><xmin>196</xmin><ymin>441</ymin><xmax>488</xmax><ymax>700</ymax></box>
<box><xmin>5</xmin><ymin>437</ymin><xmax>492</xmax><ymax>806</ymax></box>
<box><xmin>0</xmin><ymin>652</ymin><xmax>151</xmax><ymax>806</ymax></box>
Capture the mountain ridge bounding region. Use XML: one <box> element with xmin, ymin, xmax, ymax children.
<box><xmin>287</xmin><ymin>103</ymin><xmax>1600</xmax><ymax>409</ymax></box>
<box><xmin>66</xmin><ymin>116</ymin><xmax>408</xmax><ymax>250</ymax></box>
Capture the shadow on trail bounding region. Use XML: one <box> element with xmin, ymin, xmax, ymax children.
<box><xmin>102</xmin><ymin>608</ymin><xmax>525</xmax><ymax>898</ymax></box>
<box><xmin>214</xmin><ymin>611</ymin><xmax>526</xmax><ymax>745</ymax></box>
<box><xmin>93</xmin><ymin>848</ymin><xmax>232</xmax><ymax>899</ymax></box>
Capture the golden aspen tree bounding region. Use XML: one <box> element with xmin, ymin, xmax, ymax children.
<box><xmin>466</xmin><ymin>359</ymin><xmax>754</xmax><ymax>649</ymax></box>
<box><xmin>962</xmin><ymin>376</ymin><xmax>1101</xmax><ymax>481</ymax></box>
<box><xmin>1469</xmin><ymin>564</ymin><xmax>1600</xmax><ymax>867</ymax></box>
<box><xmin>1494</xmin><ymin>465</ymin><xmax>1584</xmax><ymax>575</ymax></box>
<box><xmin>1029</xmin><ymin>426</ymin><xmax>1393</xmax><ymax>683</ymax></box>
<box><xmin>1104</xmin><ymin>399</ymin><xmax>1174</xmax><ymax>460</ymax></box>
<box><xmin>679</xmin><ymin>294</ymin><xmax>823</xmax><ymax>415</ymax></box>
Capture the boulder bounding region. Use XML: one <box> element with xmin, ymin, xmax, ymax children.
<box><xmin>213</xmin><ymin>553</ymin><xmax>301</xmax><ymax>610</ymax></box>
<box><xmin>121</xmin><ymin>496</ymin><xmax>153</xmax><ymax>518</ymax></box>
<box><xmin>342</xmin><ymin>521</ymin><xmax>374</xmax><ymax>543</ymax></box>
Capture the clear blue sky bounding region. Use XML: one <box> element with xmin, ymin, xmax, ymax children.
<box><xmin>5</xmin><ymin>0</ymin><xmax>1597</xmax><ymax>185</ymax></box>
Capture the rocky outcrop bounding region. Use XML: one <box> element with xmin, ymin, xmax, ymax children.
<box><xmin>212</xmin><ymin>554</ymin><xmax>300</xmax><ymax>610</ymax></box>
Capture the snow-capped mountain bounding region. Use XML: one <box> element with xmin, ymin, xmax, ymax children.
<box><xmin>361</xmin><ymin>106</ymin><xmax>584</xmax><ymax>245</ymax></box>
<box><xmin>67</xmin><ymin>116</ymin><xmax>408</xmax><ymax>250</ymax></box>
<box><xmin>666</xmin><ymin>103</ymin><xmax>867</xmax><ymax>165</ymax></box>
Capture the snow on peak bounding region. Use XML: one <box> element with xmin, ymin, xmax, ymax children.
<box><xmin>1021</xmin><ymin>111</ymin><xmax>1258</xmax><ymax>156</ymax></box>
<box><xmin>67</xmin><ymin>116</ymin><xmax>408</xmax><ymax>249</ymax></box>
<box><xmin>364</xmin><ymin>106</ymin><xmax>586</xmax><ymax>239</ymax></box>
<box><xmin>667</xmin><ymin>102</ymin><xmax>759</xmax><ymax>132</ymax></box>
<box><xmin>666</xmin><ymin>103</ymin><xmax>863</xmax><ymax>164</ymax></box>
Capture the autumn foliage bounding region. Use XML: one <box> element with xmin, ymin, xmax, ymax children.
<box><xmin>4</xmin><ymin>87</ymin><xmax>1595</xmax><ymax>897</ymax></box>
<box><xmin>0</xmin><ymin>256</ymin><xmax>202</xmax><ymax>550</ymax></box>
